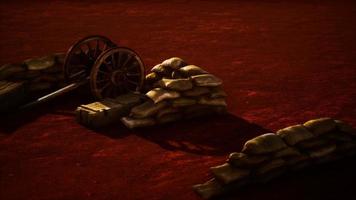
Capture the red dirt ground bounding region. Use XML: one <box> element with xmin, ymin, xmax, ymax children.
<box><xmin>1</xmin><ymin>1</ymin><xmax>356</xmax><ymax>200</ymax></box>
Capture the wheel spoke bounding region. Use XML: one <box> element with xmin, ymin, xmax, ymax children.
<box><xmin>94</xmin><ymin>40</ymin><xmax>99</xmax><ymax>57</ymax></box>
<box><xmin>125</xmin><ymin>77</ymin><xmax>139</xmax><ymax>86</ymax></box>
<box><xmin>98</xmin><ymin>70</ymin><xmax>109</xmax><ymax>76</ymax></box>
<box><xmin>122</xmin><ymin>54</ymin><xmax>133</xmax><ymax>69</ymax></box>
<box><xmin>111</xmin><ymin>54</ymin><xmax>117</xmax><ymax>69</ymax></box>
<box><xmin>117</xmin><ymin>52</ymin><xmax>121</xmax><ymax>68</ymax></box>
<box><xmin>99</xmin><ymin>82</ymin><xmax>111</xmax><ymax>92</ymax></box>
<box><xmin>126</xmin><ymin>72</ymin><xmax>141</xmax><ymax>76</ymax></box>
<box><xmin>96</xmin><ymin>78</ymin><xmax>110</xmax><ymax>84</ymax></box>
<box><xmin>102</xmin><ymin>43</ymin><xmax>108</xmax><ymax>51</ymax></box>
<box><xmin>103</xmin><ymin>60</ymin><xmax>113</xmax><ymax>72</ymax></box>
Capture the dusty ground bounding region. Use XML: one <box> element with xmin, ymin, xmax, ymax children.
<box><xmin>1</xmin><ymin>1</ymin><xmax>356</xmax><ymax>200</ymax></box>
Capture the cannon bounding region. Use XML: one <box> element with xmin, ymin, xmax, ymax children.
<box><xmin>20</xmin><ymin>35</ymin><xmax>145</xmax><ymax>109</ymax></box>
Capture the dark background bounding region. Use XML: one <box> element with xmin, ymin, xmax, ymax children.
<box><xmin>1</xmin><ymin>1</ymin><xmax>356</xmax><ymax>200</ymax></box>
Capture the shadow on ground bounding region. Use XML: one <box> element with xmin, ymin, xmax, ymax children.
<box><xmin>128</xmin><ymin>113</ymin><xmax>270</xmax><ymax>156</ymax></box>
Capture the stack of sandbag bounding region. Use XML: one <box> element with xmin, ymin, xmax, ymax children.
<box><xmin>0</xmin><ymin>53</ymin><xmax>66</xmax><ymax>112</ymax></box>
<box><xmin>121</xmin><ymin>57</ymin><xmax>227</xmax><ymax>129</ymax></box>
<box><xmin>193</xmin><ymin>118</ymin><xmax>356</xmax><ymax>199</ymax></box>
<box><xmin>1</xmin><ymin>53</ymin><xmax>65</xmax><ymax>91</ymax></box>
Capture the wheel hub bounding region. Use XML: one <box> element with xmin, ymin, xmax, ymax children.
<box><xmin>111</xmin><ymin>70</ymin><xmax>125</xmax><ymax>86</ymax></box>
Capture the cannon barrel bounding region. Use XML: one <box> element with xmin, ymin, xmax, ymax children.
<box><xmin>19</xmin><ymin>79</ymin><xmax>88</xmax><ymax>110</ymax></box>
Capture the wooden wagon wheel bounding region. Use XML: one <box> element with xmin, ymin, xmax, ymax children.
<box><xmin>63</xmin><ymin>35</ymin><xmax>117</xmax><ymax>82</ymax></box>
<box><xmin>90</xmin><ymin>47</ymin><xmax>145</xmax><ymax>99</ymax></box>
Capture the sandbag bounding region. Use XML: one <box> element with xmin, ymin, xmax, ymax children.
<box><xmin>242</xmin><ymin>133</ymin><xmax>287</xmax><ymax>154</ymax></box>
<box><xmin>297</xmin><ymin>138</ymin><xmax>330</xmax><ymax>149</ymax></box>
<box><xmin>193</xmin><ymin>178</ymin><xmax>224</xmax><ymax>200</ymax></box>
<box><xmin>228</xmin><ymin>152</ymin><xmax>268</xmax><ymax>167</ymax></box>
<box><xmin>284</xmin><ymin>155</ymin><xmax>309</xmax><ymax>166</ymax></box>
<box><xmin>307</xmin><ymin>144</ymin><xmax>336</xmax><ymax>158</ymax></box>
<box><xmin>157</xmin><ymin>112</ymin><xmax>182</xmax><ymax>124</ymax></box>
<box><xmin>255</xmin><ymin>158</ymin><xmax>286</xmax><ymax>175</ymax></box>
<box><xmin>210</xmin><ymin>163</ymin><xmax>250</xmax><ymax>184</ymax></box>
<box><xmin>161</xmin><ymin>57</ymin><xmax>186</xmax><ymax>69</ymax></box>
<box><xmin>254</xmin><ymin>167</ymin><xmax>287</xmax><ymax>183</ymax></box>
<box><xmin>156</xmin><ymin>107</ymin><xmax>179</xmax><ymax>119</ymax></box>
<box><xmin>334</xmin><ymin>119</ymin><xmax>356</xmax><ymax>136</ymax></box>
<box><xmin>130</xmin><ymin>100</ymin><xmax>168</xmax><ymax>118</ymax></box>
<box><xmin>273</xmin><ymin>147</ymin><xmax>301</xmax><ymax>158</ymax></box>
<box><xmin>146</xmin><ymin>88</ymin><xmax>180</xmax><ymax>104</ymax></box>
<box><xmin>145</xmin><ymin>72</ymin><xmax>161</xmax><ymax>85</ymax></box>
<box><xmin>151</xmin><ymin>64</ymin><xmax>172</xmax><ymax>77</ymax></box>
<box><xmin>178</xmin><ymin>65</ymin><xmax>207</xmax><ymax>76</ymax></box>
<box><xmin>198</xmin><ymin>96</ymin><xmax>227</xmax><ymax>107</ymax></box>
<box><xmin>172</xmin><ymin>97</ymin><xmax>196</xmax><ymax>107</ymax></box>
<box><xmin>209</xmin><ymin>86</ymin><xmax>227</xmax><ymax>98</ymax></box>
<box><xmin>24</xmin><ymin>55</ymin><xmax>56</xmax><ymax>70</ymax></box>
<box><xmin>276</xmin><ymin>124</ymin><xmax>314</xmax><ymax>145</ymax></box>
<box><xmin>191</xmin><ymin>74</ymin><xmax>222</xmax><ymax>87</ymax></box>
<box><xmin>121</xmin><ymin>117</ymin><xmax>156</xmax><ymax>129</ymax></box>
<box><xmin>183</xmin><ymin>87</ymin><xmax>210</xmax><ymax>97</ymax></box>
<box><xmin>303</xmin><ymin>117</ymin><xmax>337</xmax><ymax>136</ymax></box>
<box><xmin>0</xmin><ymin>63</ymin><xmax>27</xmax><ymax>80</ymax></box>
<box><xmin>323</xmin><ymin>131</ymin><xmax>353</xmax><ymax>142</ymax></box>
<box><xmin>158</xmin><ymin>78</ymin><xmax>193</xmax><ymax>91</ymax></box>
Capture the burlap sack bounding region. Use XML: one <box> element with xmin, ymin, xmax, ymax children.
<box><xmin>276</xmin><ymin>124</ymin><xmax>314</xmax><ymax>145</ymax></box>
<box><xmin>273</xmin><ymin>147</ymin><xmax>301</xmax><ymax>158</ymax></box>
<box><xmin>146</xmin><ymin>88</ymin><xmax>180</xmax><ymax>104</ymax></box>
<box><xmin>0</xmin><ymin>63</ymin><xmax>27</xmax><ymax>80</ymax></box>
<box><xmin>183</xmin><ymin>87</ymin><xmax>210</xmax><ymax>97</ymax></box>
<box><xmin>172</xmin><ymin>97</ymin><xmax>196</xmax><ymax>107</ymax></box>
<box><xmin>157</xmin><ymin>112</ymin><xmax>182</xmax><ymax>124</ymax></box>
<box><xmin>193</xmin><ymin>178</ymin><xmax>224</xmax><ymax>200</ymax></box>
<box><xmin>151</xmin><ymin>64</ymin><xmax>172</xmax><ymax>77</ymax></box>
<box><xmin>334</xmin><ymin>120</ymin><xmax>356</xmax><ymax>136</ymax></box>
<box><xmin>307</xmin><ymin>144</ymin><xmax>336</xmax><ymax>159</ymax></box>
<box><xmin>335</xmin><ymin>142</ymin><xmax>356</xmax><ymax>154</ymax></box>
<box><xmin>210</xmin><ymin>163</ymin><xmax>250</xmax><ymax>184</ymax></box>
<box><xmin>156</xmin><ymin>107</ymin><xmax>179</xmax><ymax>119</ymax></box>
<box><xmin>198</xmin><ymin>96</ymin><xmax>227</xmax><ymax>107</ymax></box>
<box><xmin>130</xmin><ymin>100</ymin><xmax>168</xmax><ymax>118</ymax></box>
<box><xmin>178</xmin><ymin>65</ymin><xmax>207</xmax><ymax>76</ymax></box>
<box><xmin>242</xmin><ymin>133</ymin><xmax>287</xmax><ymax>155</ymax></box>
<box><xmin>303</xmin><ymin>118</ymin><xmax>336</xmax><ymax>136</ymax></box>
<box><xmin>323</xmin><ymin>131</ymin><xmax>353</xmax><ymax>142</ymax></box>
<box><xmin>297</xmin><ymin>138</ymin><xmax>330</xmax><ymax>149</ymax></box>
<box><xmin>158</xmin><ymin>78</ymin><xmax>193</xmax><ymax>91</ymax></box>
<box><xmin>145</xmin><ymin>72</ymin><xmax>161</xmax><ymax>85</ymax></box>
<box><xmin>161</xmin><ymin>57</ymin><xmax>186</xmax><ymax>70</ymax></box>
<box><xmin>54</xmin><ymin>53</ymin><xmax>66</xmax><ymax>65</ymax></box>
<box><xmin>209</xmin><ymin>86</ymin><xmax>227</xmax><ymax>98</ymax></box>
<box><xmin>121</xmin><ymin>117</ymin><xmax>156</xmax><ymax>129</ymax></box>
<box><xmin>253</xmin><ymin>167</ymin><xmax>287</xmax><ymax>183</ymax></box>
<box><xmin>228</xmin><ymin>152</ymin><xmax>268</xmax><ymax>168</ymax></box>
<box><xmin>255</xmin><ymin>158</ymin><xmax>286</xmax><ymax>175</ymax></box>
<box><xmin>284</xmin><ymin>155</ymin><xmax>309</xmax><ymax>166</ymax></box>
<box><xmin>24</xmin><ymin>55</ymin><xmax>56</xmax><ymax>70</ymax></box>
<box><xmin>43</xmin><ymin>63</ymin><xmax>63</xmax><ymax>74</ymax></box>
<box><xmin>191</xmin><ymin>74</ymin><xmax>222</xmax><ymax>87</ymax></box>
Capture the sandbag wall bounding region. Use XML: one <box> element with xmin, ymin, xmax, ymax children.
<box><xmin>0</xmin><ymin>54</ymin><xmax>66</xmax><ymax>112</ymax></box>
<box><xmin>121</xmin><ymin>57</ymin><xmax>227</xmax><ymax>129</ymax></box>
<box><xmin>193</xmin><ymin>118</ymin><xmax>356</xmax><ymax>199</ymax></box>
